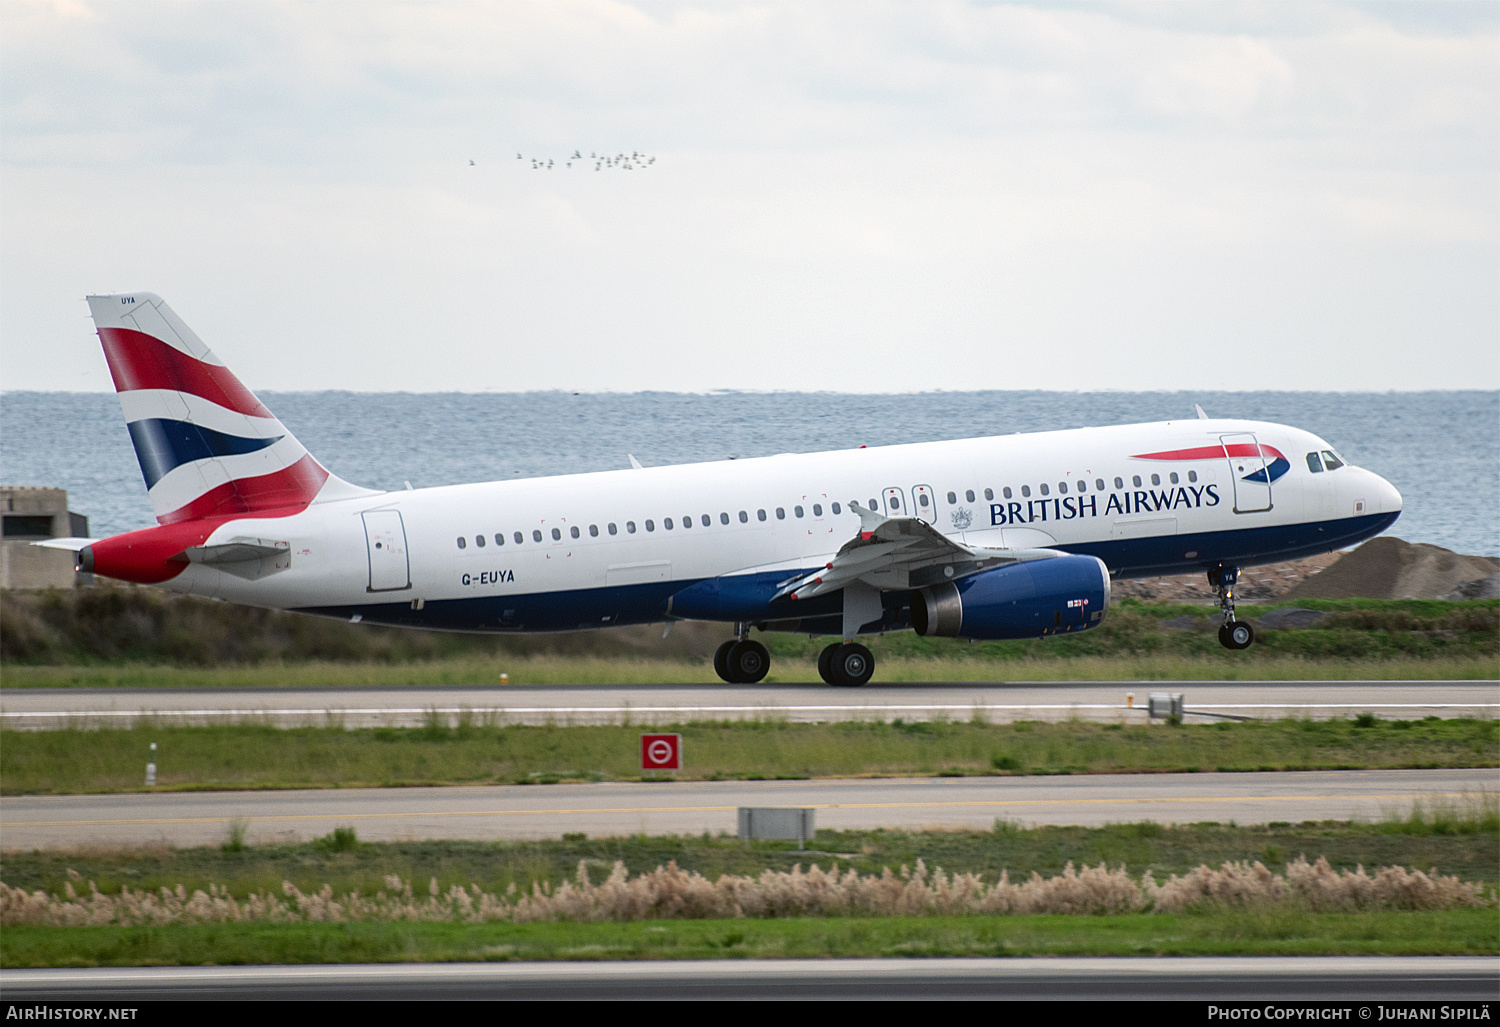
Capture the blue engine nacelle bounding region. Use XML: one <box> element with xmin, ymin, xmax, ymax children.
<box><xmin>910</xmin><ymin>555</ymin><xmax>1111</xmax><ymax>640</ymax></box>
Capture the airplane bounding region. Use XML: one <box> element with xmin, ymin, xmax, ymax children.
<box><xmin>40</xmin><ymin>292</ymin><xmax>1403</xmax><ymax>686</ymax></box>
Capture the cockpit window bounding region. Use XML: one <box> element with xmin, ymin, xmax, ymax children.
<box><xmin>1306</xmin><ymin>452</ymin><xmax>1324</xmax><ymax>473</ymax></box>
<box><xmin>1321</xmin><ymin>450</ymin><xmax>1344</xmax><ymax>470</ymax></box>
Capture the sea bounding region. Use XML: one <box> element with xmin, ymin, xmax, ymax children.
<box><xmin>2</xmin><ymin>391</ymin><xmax>1496</xmax><ymax>558</ymax></box>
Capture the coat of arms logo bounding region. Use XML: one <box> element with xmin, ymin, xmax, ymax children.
<box><xmin>949</xmin><ymin>507</ymin><xmax>973</xmax><ymax>530</ymax></box>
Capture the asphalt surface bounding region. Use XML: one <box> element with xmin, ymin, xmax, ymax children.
<box><xmin>3</xmin><ymin>958</ymin><xmax>1497</xmax><ymax>1001</ymax></box>
<box><xmin>4</xmin><ymin>768</ymin><xmax>1494</xmax><ymax>848</ymax></box>
<box><xmin>3</xmin><ymin>680</ymin><xmax>1496</xmax><ymax>728</ymax></box>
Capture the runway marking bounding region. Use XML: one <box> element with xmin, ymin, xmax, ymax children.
<box><xmin>4</xmin><ymin>792</ymin><xmax>1474</xmax><ymax>828</ymax></box>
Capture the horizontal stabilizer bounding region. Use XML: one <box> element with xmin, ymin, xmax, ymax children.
<box><xmin>179</xmin><ymin>537</ymin><xmax>289</xmax><ymax>565</ymax></box>
<box><xmin>29</xmin><ymin>537</ymin><xmax>100</xmax><ymax>552</ymax></box>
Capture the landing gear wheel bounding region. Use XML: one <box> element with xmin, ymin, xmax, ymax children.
<box><xmin>713</xmin><ymin>640</ymin><xmax>737</xmax><ymax>683</ymax></box>
<box><xmin>828</xmin><ymin>642</ymin><xmax>875</xmax><ymax>687</ymax></box>
<box><xmin>727</xmin><ymin>640</ymin><xmax>770</xmax><ymax>684</ymax></box>
<box><xmin>817</xmin><ymin>644</ymin><xmax>838</xmax><ymax>685</ymax></box>
<box><xmin>1219</xmin><ymin>621</ymin><xmax>1254</xmax><ymax>650</ymax></box>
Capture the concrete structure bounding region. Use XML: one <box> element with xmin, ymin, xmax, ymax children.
<box><xmin>0</xmin><ymin>487</ymin><xmax>89</xmax><ymax>589</ymax></box>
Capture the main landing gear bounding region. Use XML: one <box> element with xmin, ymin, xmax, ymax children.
<box><xmin>818</xmin><ymin>641</ymin><xmax>875</xmax><ymax>687</ymax></box>
<box><xmin>713</xmin><ymin>623</ymin><xmax>770</xmax><ymax>683</ymax></box>
<box><xmin>1209</xmin><ymin>566</ymin><xmax>1255</xmax><ymax>650</ymax></box>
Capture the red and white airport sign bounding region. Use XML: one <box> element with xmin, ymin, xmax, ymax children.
<box><xmin>641</xmin><ymin>733</ymin><xmax>682</xmax><ymax>772</ymax></box>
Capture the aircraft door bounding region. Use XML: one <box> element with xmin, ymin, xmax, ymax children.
<box><xmin>1221</xmin><ymin>433</ymin><xmax>1272</xmax><ymax>513</ymax></box>
<box><xmin>911</xmin><ymin>485</ymin><xmax>936</xmax><ymax>524</ymax></box>
<box><xmin>363</xmin><ymin>510</ymin><xmax>410</xmax><ymax>591</ymax></box>
<box><xmin>882</xmin><ymin>487</ymin><xmax>908</xmax><ymax>517</ymax></box>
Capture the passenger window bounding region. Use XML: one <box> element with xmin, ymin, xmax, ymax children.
<box><xmin>1040</xmin><ymin>484</ymin><xmax>1049</xmax><ymax>496</ymax></box>
<box><xmin>1020</xmin><ymin>486</ymin><xmax>1030</xmax><ymax>498</ymax></box>
<box><xmin>832</xmin><ymin>502</ymin><xmax>842</xmax><ymax>515</ymax></box>
<box><xmin>812</xmin><ymin>504</ymin><xmax>822</xmax><ymax>516</ymax></box>
<box><xmin>1150</xmin><ymin>474</ymin><xmax>1160</xmax><ymax>486</ymax></box>
<box><xmin>794</xmin><ymin>505</ymin><xmax>804</xmax><ymax>517</ymax></box>
<box><xmin>702</xmin><ymin>514</ymin><xmax>712</xmax><ymax>527</ymax></box>
<box><xmin>589</xmin><ymin>525</ymin><xmax>598</xmax><ymax>537</ymax></box>
<box><xmin>868</xmin><ymin>498</ymin><xmax>879</xmax><ymax>511</ymax></box>
<box><xmin>758</xmin><ymin>509</ymin><xmax>767</xmax><ymax>521</ymax></box>
<box><xmin>1322</xmin><ymin>451</ymin><xmax>1343</xmax><ymax>470</ymax></box>
<box><xmin>494</xmin><ymin>534</ymin><xmax>504</xmax><ymax>546</ymax></box>
<box><xmin>1058</xmin><ymin>482</ymin><xmax>1067</xmax><ymax>494</ymax></box>
<box><xmin>1114</xmin><ymin>477</ymin><xmax>1124</xmax><ymax>489</ymax></box>
<box><xmin>1132</xmin><ymin>476</ymin><xmax>1142</xmax><ymax>488</ymax></box>
<box><xmin>776</xmin><ymin>508</ymin><xmax>785</xmax><ymax>520</ymax></box>
<box><xmin>918</xmin><ymin>494</ymin><xmax>929</xmax><ymax>507</ymax></box>
<box><xmin>1306</xmin><ymin>452</ymin><xmax>1323</xmax><ymax>473</ymax></box>
<box><xmin>569</xmin><ymin>526</ymin><xmax>579</xmax><ymax>539</ymax></box>
<box><xmin>624</xmin><ymin>522</ymin><xmax>634</xmax><ymax>534</ymax></box>
<box><xmin>514</xmin><ymin>532</ymin><xmax>523</xmax><ymax>544</ymax></box>
<box><xmin>476</xmin><ymin>535</ymin><xmax>485</xmax><ymax>547</ymax></box>
<box><xmin>645</xmin><ymin>520</ymin><xmax>655</xmax><ymax>532</ymax></box>
<box><xmin>666</xmin><ymin>517</ymin><xmax>675</xmax><ymax>530</ymax></box>
<box><xmin>738</xmin><ymin>511</ymin><xmax>748</xmax><ymax>523</ymax></box>
<box><xmin>1077</xmin><ymin>481</ymin><xmax>1086</xmax><ymax>493</ymax></box>
<box><xmin>1003</xmin><ymin>487</ymin><xmax>1012</xmax><ymax>499</ymax></box>
<box><xmin>984</xmin><ymin>488</ymin><xmax>993</xmax><ymax>501</ymax></box>
<box><xmin>456</xmin><ymin>537</ymin><xmax>466</xmax><ymax>549</ymax></box>
<box><xmin>720</xmin><ymin>512</ymin><xmax>730</xmax><ymax>525</ymax></box>
<box><xmin>608</xmin><ymin>523</ymin><xmax>618</xmax><ymax>535</ymax></box>
<box><xmin>965</xmin><ymin>490</ymin><xmax>975</xmax><ymax>503</ymax></box>
<box><xmin>946</xmin><ymin>491</ymin><xmax>956</xmax><ymax>504</ymax></box>
<box><xmin>1187</xmin><ymin>471</ymin><xmax>1197</xmax><ymax>483</ymax></box>
<box><xmin>533</xmin><ymin>530</ymin><xmax>543</xmax><ymax>542</ymax></box>
<box><xmin>1169</xmin><ymin>472</ymin><xmax>1178</xmax><ymax>484</ymax></box>
<box><xmin>1095</xmin><ymin>479</ymin><xmax>1104</xmax><ymax>491</ymax></box>
<box><xmin>552</xmin><ymin>528</ymin><xmax>562</xmax><ymax>541</ymax></box>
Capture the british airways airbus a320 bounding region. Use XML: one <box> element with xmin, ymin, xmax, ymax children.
<box><xmin>42</xmin><ymin>293</ymin><xmax>1403</xmax><ymax>686</ymax></box>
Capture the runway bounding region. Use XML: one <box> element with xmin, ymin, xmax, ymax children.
<box><xmin>3</xmin><ymin>768</ymin><xmax>1492</xmax><ymax>848</ymax></box>
<box><xmin>3</xmin><ymin>957</ymin><xmax>1496</xmax><ymax>1001</ymax></box>
<box><xmin>3</xmin><ymin>679</ymin><xmax>1495</xmax><ymax>729</ymax></box>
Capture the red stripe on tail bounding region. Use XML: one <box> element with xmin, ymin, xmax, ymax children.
<box><xmin>157</xmin><ymin>453</ymin><xmax>329</xmax><ymax>525</ymax></box>
<box><xmin>99</xmin><ymin>327</ymin><xmax>272</xmax><ymax>418</ymax></box>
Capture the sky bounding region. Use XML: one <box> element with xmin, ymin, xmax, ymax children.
<box><xmin>2</xmin><ymin>0</ymin><xmax>1496</xmax><ymax>393</ymax></box>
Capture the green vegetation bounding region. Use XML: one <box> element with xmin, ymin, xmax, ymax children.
<box><xmin>5</xmin><ymin>908</ymin><xmax>1493</xmax><ymax>966</ymax></box>
<box><xmin>3</xmin><ymin>717</ymin><xmax>1495</xmax><ymax>794</ymax></box>
<box><xmin>5</xmin><ymin>813</ymin><xmax>1495</xmax><ymax>902</ymax></box>
<box><xmin>2</xmin><ymin>586</ymin><xmax>1494</xmax><ymax>684</ymax></box>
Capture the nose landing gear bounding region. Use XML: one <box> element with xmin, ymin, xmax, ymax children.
<box><xmin>1209</xmin><ymin>566</ymin><xmax>1255</xmax><ymax>650</ymax></box>
<box><xmin>713</xmin><ymin>624</ymin><xmax>771</xmax><ymax>683</ymax></box>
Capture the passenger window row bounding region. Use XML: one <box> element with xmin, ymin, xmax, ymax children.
<box><xmin>990</xmin><ymin>469</ymin><xmax>1200</xmax><ymax>503</ymax></box>
<box><xmin>455</xmin><ymin>501</ymin><xmax>853</xmax><ymax>549</ymax></box>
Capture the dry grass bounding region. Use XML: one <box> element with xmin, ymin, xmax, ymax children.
<box><xmin>4</xmin><ymin>856</ymin><xmax>1488</xmax><ymax>928</ymax></box>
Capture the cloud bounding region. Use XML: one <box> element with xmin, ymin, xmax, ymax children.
<box><xmin>2</xmin><ymin>1</ymin><xmax>1495</xmax><ymax>392</ymax></box>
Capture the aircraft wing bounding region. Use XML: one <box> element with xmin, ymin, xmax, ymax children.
<box><xmin>29</xmin><ymin>537</ymin><xmax>100</xmax><ymax>551</ymax></box>
<box><xmin>774</xmin><ymin>503</ymin><xmax>1064</xmax><ymax>601</ymax></box>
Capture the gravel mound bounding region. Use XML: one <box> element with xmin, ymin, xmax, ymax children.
<box><xmin>1282</xmin><ymin>537</ymin><xmax>1500</xmax><ymax>600</ymax></box>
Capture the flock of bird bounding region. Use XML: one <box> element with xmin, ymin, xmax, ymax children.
<box><xmin>467</xmin><ymin>151</ymin><xmax>658</xmax><ymax>171</ymax></box>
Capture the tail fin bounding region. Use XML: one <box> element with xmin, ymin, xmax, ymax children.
<box><xmin>86</xmin><ymin>292</ymin><xmax>376</xmax><ymax>525</ymax></box>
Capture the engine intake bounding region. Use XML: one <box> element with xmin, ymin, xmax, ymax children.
<box><xmin>911</xmin><ymin>555</ymin><xmax>1111</xmax><ymax>640</ymax></box>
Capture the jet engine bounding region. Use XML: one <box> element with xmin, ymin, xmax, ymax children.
<box><xmin>910</xmin><ymin>554</ymin><xmax>1111</xmax><ymax>640</ymax></box>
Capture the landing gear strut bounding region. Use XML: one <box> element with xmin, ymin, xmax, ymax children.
<box><xmin>1209</xmin><ymin>566</ymin><xmax>1255</xmax><ymax>650</ymax></box>
<box><xmin>713</xmin><ymin>623</ymin><xmax>770</xmax><ymax>683</ymax></box>
<box><xmin>818</xmin><ymin>642</ymin><xmax>875</xmax><ymax>686</ymax></box>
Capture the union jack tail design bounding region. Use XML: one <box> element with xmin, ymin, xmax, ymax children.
<box><xmin>86</xmin><ymin>292</ymin><xmax>374</xmax><ymax>525</ymax></box>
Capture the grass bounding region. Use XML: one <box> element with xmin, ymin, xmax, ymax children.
<box><xmin>3</xmin><ymin>587</ymin><xmax>1495</xmax><ymax>685</ymax></box>
<box><xmin>4</xmin><ymin>909</ymin><xmax>1494</xmax><ymax>966</ymax></box>
<box><xmin>4</xmin><ymin>813</ymin><xmax>1495</xmax><ymax>902</ymax></box>
<box><xmin>2</xmin><ymin>717</ymin><xmax>1495</xmax><ymax>795</ymax></box>
<box><xmin>5</xmin><ymin>653</ymin><xmax>1499</xmax><ymax>688</ymax></box>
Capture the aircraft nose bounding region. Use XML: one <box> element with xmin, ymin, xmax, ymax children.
<box><xmin>1377</xmin><ymin>472</ymin><xmax>1403</xmax><ymax>514</ymax></box>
